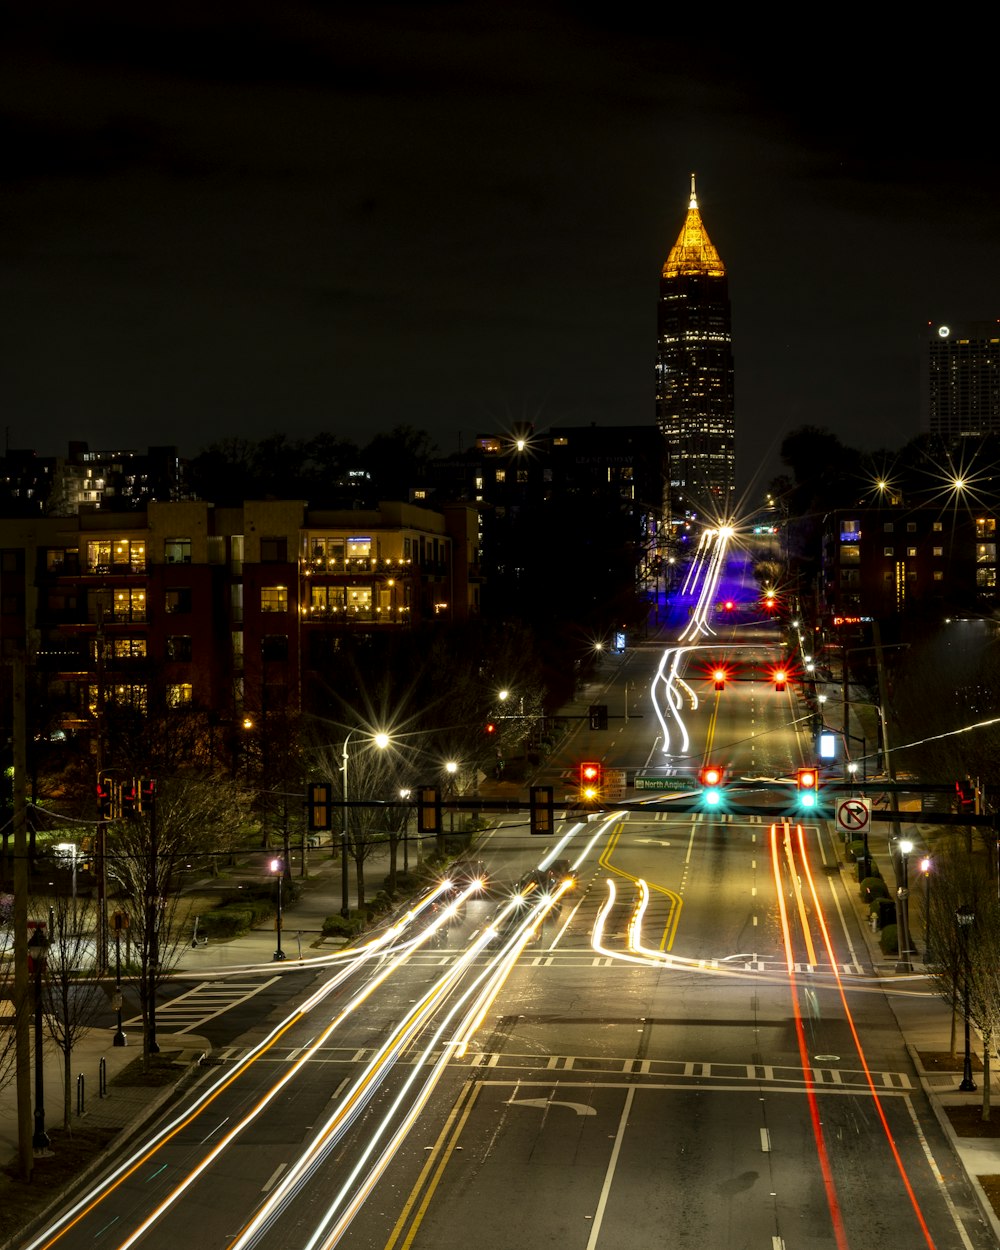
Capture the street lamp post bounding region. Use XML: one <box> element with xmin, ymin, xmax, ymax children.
<box><xmin>270</xmin><ymin>858</ymin><xmax>286</xmax><ymax>960</ymax></box>
<box><xmin>399</xmin><ymin>789</ymin><xmax>411</xmax><ymax>874</ymax></box>
<box><xmin>27</xmin><ymin>927</ymin><xmax>50</xmax><ymax>1153</ymax></box>
<box><xmin>340</xmin><ymin>730</ymin><xmax>391</xmax><ymax>918</ymax></box>
<box><xmin>443</xmin><ymin>761</ymin><xmax>458</xmax><ymax>856</ymax></box>
<box><xmin>956</xmin><ymin>904</ymin><xmax>977</xmax><ymax>1091</ymax></box>
<box><xmin>920</xmin><ymin>857</ymin><xmax>932</xmax><ymax>961</ymax></box>
<box><xmin>895</xmin><ymin>838</ymin><xmax>914</xmax><ymax>972</ymax></box>
<box><xmin>112</xmin><ymin>911</ymin><xmax>127</xmax><ymax>1046</ymax></box>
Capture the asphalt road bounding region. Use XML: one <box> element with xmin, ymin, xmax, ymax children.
<box><xmin>28</xmin><ymin>550</ymin><xmax>996</xmax><ymax>1250</ymax></box>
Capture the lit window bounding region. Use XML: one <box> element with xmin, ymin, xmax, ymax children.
<box><xmin>883</xmin><ymin>547</ymin><xmax>894</xmax><ymax>557</ymax></box>
<box><xmin>261</xmin><ymin>586</ymin><xmax>288</xmax><ymax>613</ymax></box>
<box><xmin>495</xmin><ymin>470</ymin><xmax>506</xmax><ymax>484</ymax></box>
<box><xmin>932</xmin><ymin>521</ymin><xmax>943</xmax><ymax>532</ymax></box>
<box><xmin>167</xmin><ymin>683</ymin><xmax>193</xmax><ymax>707</ymax></box>
<box><xmin>933</xmin><ymin>546</ymin><xmax>943</xmax><ymax>558</ymax></box>
<box><xmin>907</xmin><ymin>547</ymin><xmax>917</xmax><ymax>557</ymax></box>
<box><xmin>883</xmin><ymin>523</ymin><xmax>894</xmax><ymax>533</ymax></box>
<box><xmin>976</xmin><ymin>545</ymin><xmax>996</xmax><ymax>564</ymax></box>
<box><xmin>906</xmin><ymin>523</ymin><xmax>917</xmax><ymax>533</ymax></box>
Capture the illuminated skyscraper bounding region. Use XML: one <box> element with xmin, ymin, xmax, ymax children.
<box><xmin>927</xmin><ymin>321</ymin><xmax>1000</xmax><ymax>441</ymax></box>
<box><xmin>656</xmin><ymin>175</ymin><xmax>735</xmax><ymax>517</ymax></box>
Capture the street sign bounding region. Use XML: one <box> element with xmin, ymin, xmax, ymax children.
<box><xmin>836</xmin><ymin>797</ymin><xmax>872</xmax><ymax>835</ymax></box>
<box><xmin>603</xmin><ymin>768</ymin><xmax>626</xmax><ymax>800</ymax></box>
<box><xmin>634</xmin><ymin>775</ymin><xmax>694</xmax><ymax>792</ymax></box>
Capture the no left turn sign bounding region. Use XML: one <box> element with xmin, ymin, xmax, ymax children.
<box><xmin>836</xmin><ymin>797</ymin><xmax>871</xmax><ymax>834</ymax></box>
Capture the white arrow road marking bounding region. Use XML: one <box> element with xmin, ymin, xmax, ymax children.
<box><xmin>505</xmin><ymin>1096</ymin><xmax>597</xmax><ymax>1116</ymax></box>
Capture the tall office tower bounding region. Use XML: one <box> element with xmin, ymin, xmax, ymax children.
<box><xmin>656</xmin><ymin>175</ymin><xmax>735</xmax><ymax>518</ymax></box>
<box><xmin>927</xmin><ymin>321</ymin><xmax>1000</xmax><ymax>441</ymax></box>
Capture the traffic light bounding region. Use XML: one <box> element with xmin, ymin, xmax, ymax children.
<box><xmin>417</xmin><ymin>786</ymin><xmax>441</xmax><ymax>834</ymax></box>
<box><xmin>120</xmin><ymin>780</ymin><xmax>138</xmax><ymax>816</ymax></box>
<box><xmin>578</xmin><ymin>761</ymin><xmax>602</xmax><ymax>802</ymax></box>
<box><xmin>796</xmin><ymin>767</ymin><xmax>819</xmax><ymax>808</ymax></box>
<box><xmin>484</xmin><ymin>721</ymin><xmax>497</xmax><ymax>736</ymax></box>
<box><xmin>722</xmin><ymin>599</ymin><xmax>735</xmax><ymax>612</ymax></box>
<box><xmin>698</xmin><ymin>765</ymin><xmax>724</xmax><ymax>807</ymax></box>
<box><xmin>530</xmin><ymin>785</ymin><xmax>555</xmax><ymax>835</ymax></box>
<box><xmin>96</xmin><ymin>781</ymin><xmax>114</xmax><ymax>820</ymax></box>
<box><xmin>762</xmin><ymin>591</ymin><xmax>777</xmax><ymax>612</ymax></box>
<box><xmin>713</xmin><ymin>668</ymin><xmax>727</xmax><ymax>692</ymax></box>
<box><xmin>772</xmin><ymin>668</ymin><xmax>787</xmax><ymax>692</ymax></box>
<box><xmin>307</xmin><ymin>782</ymin><xmax>333</xmax><ymax>831</ymax></box>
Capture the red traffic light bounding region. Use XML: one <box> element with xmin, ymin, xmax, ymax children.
<box><xmin>698</xmin><ymin>765</ymin><xmax>724</xmax><ymax>806</ymax></box>
<box><xmin>578</xmin><ymin>761</ymin><xmax>603</xmax><ymax>799</ymax></box>
<box><xmin>484</xmin><ymin>721</ymin><xmax>497</xmax><ymax>735</ymax></box>
<box><xmin>722</xmin><ymin>599</ymin><xmax>735</xmax><ymax>611</ymax></box>
<box><xmin>713</xmin><ymin>668</ymin><xmax>727</xmax><ymax>691</ymax></box>
<box><xmin>773</xmin><ymin>668</ymin><xmax>787</xmax><ymax>691</ymax></box>
<box><xmin>699</xmin><ymin>765</ymin><xmax>723</xmax><ymax>787</ymax></box>
<box><xmin>797</xmin><ymin>768</ymin><xmax>817</xmax><ymax>790</ymax></box>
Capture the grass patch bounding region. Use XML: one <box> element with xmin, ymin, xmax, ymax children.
<box><xmin>111</xmin><ymin>1050</ymin><xmax>184</xmax><ymax>1087</ymax></box>
<box><xmin>0</xmin><ymin>1125</ymin><xmax>118</xmax><ymax>1243</ymax></box>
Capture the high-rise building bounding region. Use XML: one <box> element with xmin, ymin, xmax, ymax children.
<box><xmin>656</xmin><ymin>175</ymin><xmax>735</xmax><ymax>518</ymax></box>
<box><xmin>927</xmin><ymin>321</ymin><xmax>1000</xmax><ymax>441</ymax></box>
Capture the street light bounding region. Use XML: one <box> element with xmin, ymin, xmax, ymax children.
<box><xmin>956</xmin><ymin>904</ymin><xmax>977</xmax><ymax>1092</ymax></box>
<box><xmin>896</xmin><ymin>838</ymin><xmax>914</xmax><ymax>972</ymax></box>
<box><xmin>920</xmin><ymin>857</ymin><xmax>932</xmax><ymax>960</ymax></box>
<box><xmin>270</xmin><ymin>858</ymin><xmax>286</xmax><ymax>961</ymax></box>
<box><xmin>399</xmin><ymin>789</ymin><xmax>412</xmax><ymax>873</ymax></box>
<box><xmin>27</xmin><ymin>926</ymin><xmax>50</xmax><ymax>1153</ymax></box>
<box><xmin>341</xmin><ymin>729</ymin><xmax>391</xmax><ymax>918</ymax></box>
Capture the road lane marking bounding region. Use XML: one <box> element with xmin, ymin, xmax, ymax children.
<box><xmin>585</xmin><ymin>1086</ymin><xmax>635</xmax><ymax>1250</ymax></box>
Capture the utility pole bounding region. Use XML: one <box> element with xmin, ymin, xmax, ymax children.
<box><xmin>12</xmin><ymin>645</ymin><xmax>33</xmax><ymax>1179</ymax></box>
<box><xmin>873</xmin><ymin>620</ymin><xmax>913</xmax><ymax>970</ymax></box>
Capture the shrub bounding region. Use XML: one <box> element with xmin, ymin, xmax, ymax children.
<box><xmin>879</xmin><ymin>923</ymin><xmax>899</xmax><ymax>955</ymax></box>
<box><xmin>322</xmin><ymin>914</ymin><xmax>361</xmax><ymax>939</ymax></box>
<box><xmin>861</xmin><ymin>876</ymin><xmax>888</xmax><ymax>903</ymax></box>
<box><xmin>195</xmin><ymin>904</ymin><xmax>256</xmax><ymax>938</ymax></box>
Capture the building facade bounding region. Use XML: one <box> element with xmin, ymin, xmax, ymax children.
<box><xmin>819</xmin><ymin>504</ymin><xmax>998</xmax><ymax>619</ymax></box>
<box><xmin>927</xmin><ymin>321</ymin><xmax>1000</xmax><ymax>441</ymax></box>
<box><xmin>655</xmin><ymin>175</ymin><xmax>735</xmax><ymax>520</ymax></box>
<box><xmin>2</xmin><ymin>499</ymin><xmax>475</xmax><ymax>741</ymax></box>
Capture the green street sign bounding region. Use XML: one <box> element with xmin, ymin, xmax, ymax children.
<box><xmin>634</xmin><ymin>775</ymin><xmax>693</xmax><ymax>792</ymax></box>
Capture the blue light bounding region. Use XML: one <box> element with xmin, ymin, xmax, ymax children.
<box><xmin>703</xmin><ymin>789</ymin><xmax>722</xmax><ymax>807</ymax></box>
<box><xmin>800</xmin><ymin>792</ymin><xmax>817</xmax><ymax>809</ymax></box>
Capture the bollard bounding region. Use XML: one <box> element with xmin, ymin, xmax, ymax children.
<box><xmin>76</xmin><ymin>1073</ymin><xmax>85</xmax><ymax>1117</ymax></box>
<box><xmin>99</xmin><ymin>1055</ymin><xmax>108</xmax><ymax>1098</ymax></box>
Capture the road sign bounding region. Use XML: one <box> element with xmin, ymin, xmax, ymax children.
<box><xmin>603</xmin><ymin>768</ymin><xmax>626</xmax><ymax>800</ymax></box>
<box><xmin>634</xmin><ymin>775</ymin><xmax>693</xmax><ymax>792</ymax></box>
<box><xmin>836</xmin><ymin>797</ymin><xmax>872</xmax><ymax>835</ymax></box>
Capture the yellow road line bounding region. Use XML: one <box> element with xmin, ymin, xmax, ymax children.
<box><xmin>383</xmin><ymin>1080</ymin><xmax>482</xmax><ymax>1250</ymax></box>
<box><xmin>599</xmin><ymin>819</ymin><xmax>683</xmax><ymax>951</ymax></box>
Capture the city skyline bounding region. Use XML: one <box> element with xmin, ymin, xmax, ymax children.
<box><xmin>3</xmin><ymin>9</ymin><xmax>999</xmax><ymax>497</ymax></box>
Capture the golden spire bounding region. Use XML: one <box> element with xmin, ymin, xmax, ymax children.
<box><xmin>662</xmin><ymin>173</ymin><xmax>726</xmax><ymax>279</ymax></box>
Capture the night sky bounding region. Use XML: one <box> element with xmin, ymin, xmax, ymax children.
<box><xmin>3</xmin><ymin>6</ymin><xmax>998</xmax><ymax>501</ymax></box>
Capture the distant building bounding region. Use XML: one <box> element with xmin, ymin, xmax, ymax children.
<box><xmin>656</xmin><ymin>175</ymin><xmax>735</xmax><ymax>519</ymax></box>
<box><xmin>819</xmin><ymin>504</ymin><xmax>998</xmax><ymax>619</ymax></box>
<box><xmin>927</xmin><ymin>321</ymin><xmax>1000</xmax><ymax>441</ymax></box>
<box><xmin>420</xmin><ymin>423</ymin><xmax>667</xmax><ymax>625</ymax></box>
<box><xmin>0</xmin><ymin>442</ymin><xmax>189</xmax><ymax>515</ymax></box>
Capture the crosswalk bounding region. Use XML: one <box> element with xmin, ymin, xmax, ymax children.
<box><xmin>126</xmin><ymin>977</ymin><xmax>281</xmax><ymax>1035</ymax></box>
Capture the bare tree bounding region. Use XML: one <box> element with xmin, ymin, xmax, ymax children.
<box><xmin>0</xmin><ymin>892</ymin><xmax>17</xmax><ymax>1096</ymax></box>
<box><xmin>41</xmin><ymin>892</ymin><xmax>105</xmax><ymax>1129</ymax></box>
<box><xmin>927</xmin><ymin>834</ymin><xmax>1000</xmax><ymax>1119</ymax></box>
<box><xmin>106</xmin><ymin>777</ymin><xmax>248</xmax><ymax>1069</ymax></box>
